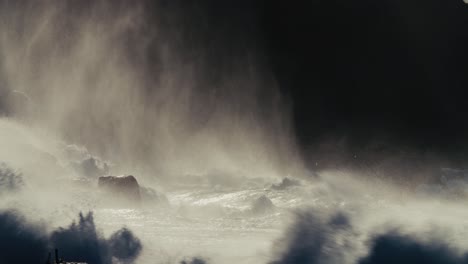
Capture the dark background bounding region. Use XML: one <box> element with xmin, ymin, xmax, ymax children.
<box><xmin>3</xmin><ymin>0</ymin><xmax>468</xmax><ymax>174</ymax></box>
<box><xmin>259</xmin><ymin>0</ymin><xmax>468</xmax><ymax>162</ymax></box>
<box><xmin>159</xmin><ymin>0</ymin><xmax>468</xmax><ymax>172</ymax></box>
<box><xmin>140</xmin><ymin>0</ymin><xmax>468</xmax><ymax>175</ymax></box>
<box><xmin>263</xmin><ymin>0</ymin><xmax>468</xmax><ymax>173</ymax></box>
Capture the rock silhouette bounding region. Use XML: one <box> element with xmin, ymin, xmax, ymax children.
<box><xmin>98</xmin><ymin>175</ymin><xmax>141</xmax><ymax>207</ymax></box>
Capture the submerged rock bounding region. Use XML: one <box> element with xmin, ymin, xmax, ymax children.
<box><xmin>140</xmin><ymin>186</ymin><xmax>169</xmax><ymax>207</ymax></box>
<box><xmin>98</xmin><ymin>175</ymin><xmax>141</xmax><ymax>207</ymax></box>
<box><xmin>251</xmin><ymin>195</ymin><xmax>275</xmax><ymax>215</ymax></box>
<box><xmin>271</xmin><ymin>177</ymin><xmax>301</xmax><ymax>190</ymax></box>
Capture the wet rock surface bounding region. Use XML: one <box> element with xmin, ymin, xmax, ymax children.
<box><xmin>98</xmin><ymin>175</ymin><xmax>141</xmax><ymax>207</ymax></box>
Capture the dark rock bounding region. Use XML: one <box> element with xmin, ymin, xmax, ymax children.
<box><xmin>251</xmin><ymin>195</ymin><xmax>275</xmax><ymax>215</ymax></box>
<box><xmin>98</xmin><ymin>175</ymin><xmax>141</xmax><ymax>207</ymax></box>
<box><xmin>271</xmin><ymin>177</ymin><xmax>301</xmax><ymax>190</ymax></box>
<box><xmin>140</xmin><ymin>186</ymin><xmax>169</xmax><ymax>207</ymax></box>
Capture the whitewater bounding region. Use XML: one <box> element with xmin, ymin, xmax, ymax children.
<box><xmin>3</xmin><ymin>1</ymin><xmax>468</xmax><ymax>264</ymax></box>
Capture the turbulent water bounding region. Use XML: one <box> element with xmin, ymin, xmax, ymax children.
<box><xmin>2</xmin><ymin>1</ymin><xmax>468</xmax><ymax>264</ymax></box>
<box><xmin>3</xmin><ymin>118</ymin><xmax>468</xmax><ymax>264</ymax></box>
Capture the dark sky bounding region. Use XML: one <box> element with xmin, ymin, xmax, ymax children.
<box><xmin>259</xmin><ymin>0</ymin><xmax>468</xmax><ymax>151</ymax></box>
<box><xmin>4</xmin><ymin>0</ymin><xmax>468</xmax><ymax>170</ymax></box>
<box><xmin>147</xmin><ymin>0</ymin><xmax>468</xmax><ymax>170</ymax></box>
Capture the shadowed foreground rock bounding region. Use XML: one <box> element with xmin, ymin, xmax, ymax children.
<box><xmin>98</xmin><ymin>175</ymin><xmax>141</xmax><ymax>207</ymax></box>
<box><xmin>0</xmin><ymin>210</ymin><xmax>142</xmax><ymax>264</ymax></box>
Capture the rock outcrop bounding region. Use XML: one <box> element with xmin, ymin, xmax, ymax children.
<box><xmin>251</xmin><ymin>195</ymin><xmax>275</xmax><ymax>215</ymax></box>
<box><xmin>271</xmin><ymin>177</ymin><xmax>301</xmax><ymax>190</ymax></box>
<box><xmin>140</xmin><ymin>186</ymin><xmax>169</xmax><ymax>207</ymax></box>
<box><xmin>98</xmin><ymin>175</ymin><xmax>141</xmax><ymax>207</ymax></box>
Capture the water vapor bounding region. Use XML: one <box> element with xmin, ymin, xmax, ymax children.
<box><xmin>0</xmin><ymin>0</ymin><xmax>302</xmax><ymax>181</ymax></box>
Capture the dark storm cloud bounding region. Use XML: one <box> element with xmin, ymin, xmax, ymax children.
<box><xmin>360</xmin><ymin>232</ymin><xmax>468</xmax><ymax>264</ymax></box>
<box><xmin>0</xmin><ymin>210</ymin><xmax>142</xmax><ymax>264</ymax></box>
<box><xmin>260</xmin><ymin>0</ymin><xmax>468</xmax><ymax>164</ymax></box>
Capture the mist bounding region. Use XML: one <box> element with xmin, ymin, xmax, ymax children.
<box><xmin>1</xmin><ymin>1</ymin><xmax>468</xmax><ymax>264</ymax></box>
<box><xmin>0</xmin><ymin>0</ymin><xmax>302</xmax><ymax>181</ymax></box>
<box><xmin>0</xmin><ymin>1</ymin><xmax>303</xmax><ymax>263</ymax></box>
